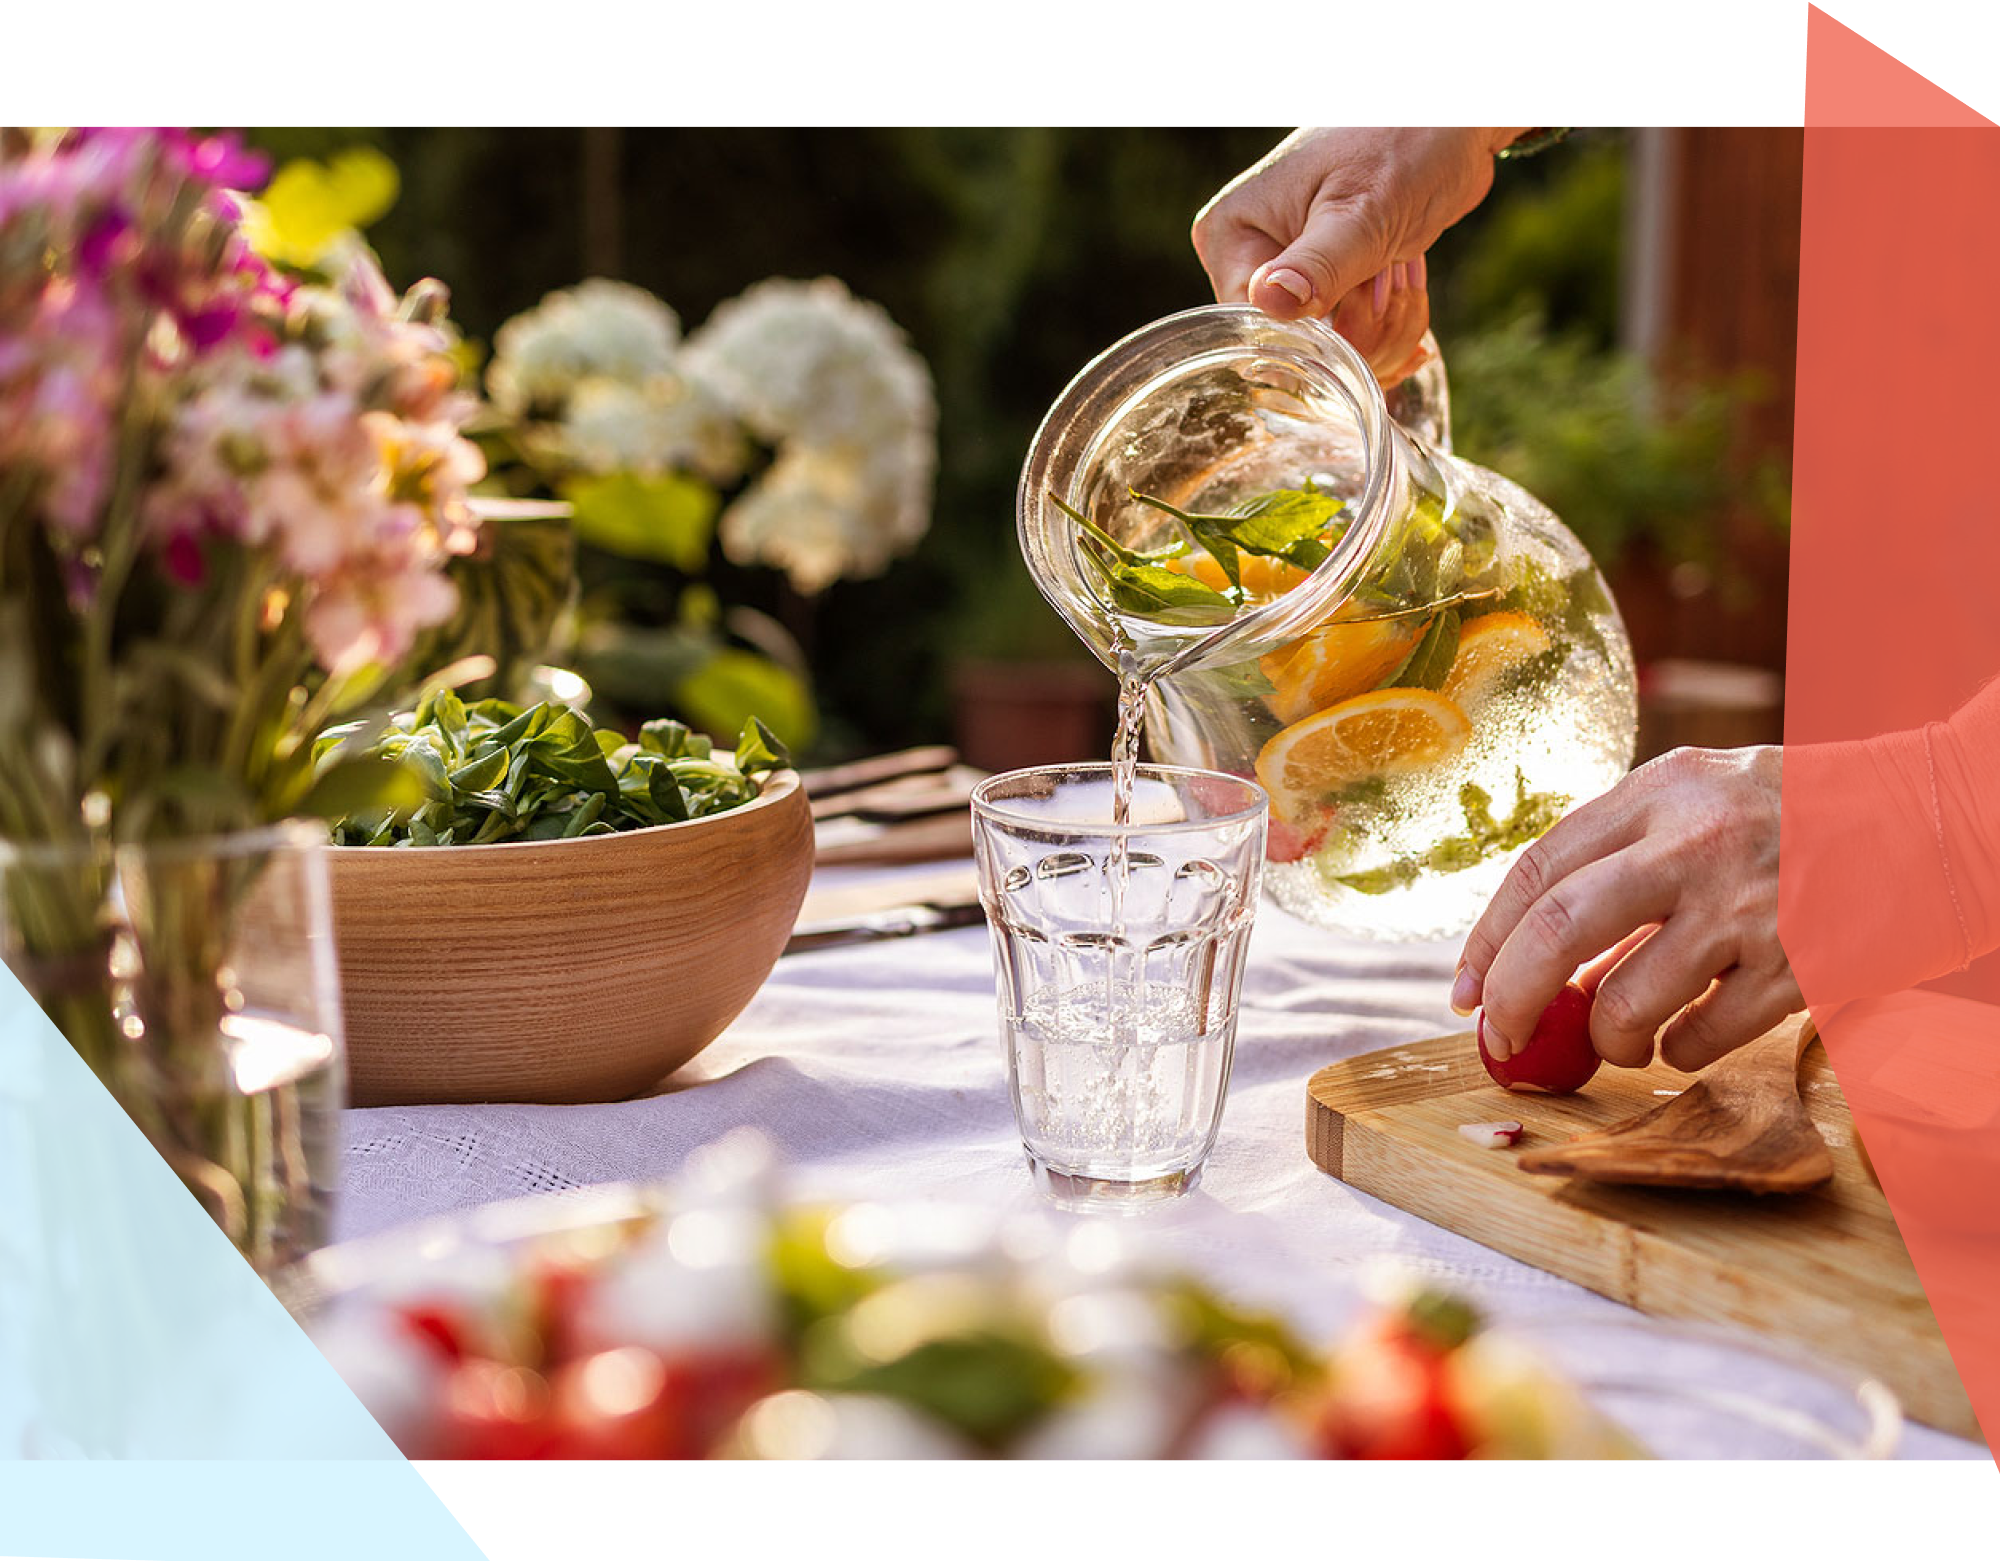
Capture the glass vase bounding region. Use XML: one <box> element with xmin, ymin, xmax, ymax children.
<box><xmin>1</xmin><ymin>821</ymin><xmax>345</xmax><ymax>1276</ymax></box>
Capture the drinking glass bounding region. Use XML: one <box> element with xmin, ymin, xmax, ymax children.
<box><xmin>971</xmin><ymin>764</ymin><xmax>1267</xmax><ymax>1209</ymax></box>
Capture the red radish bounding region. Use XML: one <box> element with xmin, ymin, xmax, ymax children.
<box><xmin>1478</xmin><ymin>983</ymin><xmax>1600</xmax><ymax>1095</ymax></box>
<box><xmin>660</xmin><ymin>1347</ymin><xmax>784</xmax><ymax>1456</ymax></box>
<box><xmin>528</xmin><ymin>1256</ymin><xmax>597</xmax><ymax>1364</ymax></box>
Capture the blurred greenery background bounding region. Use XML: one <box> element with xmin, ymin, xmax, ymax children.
<box><xmin>247</xmin><ymin>128</ymin><xmax>1782</xmax><ymax>763</ymax></box>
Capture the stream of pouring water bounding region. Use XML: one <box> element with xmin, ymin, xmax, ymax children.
<box><xmin>1112</xmin><ymin>632</ymin><xmax>1160</xmax><ymax>1136</ymax></box>
<box><xmin>1105</xmin><ymin>634</ymin><xmax>1153</xmax><ymax>1080</ymax></box>
<box><xmin>1109</xmin><ymin>638</ymin><xmax>1148</xmax><ymax>829</ymax></box>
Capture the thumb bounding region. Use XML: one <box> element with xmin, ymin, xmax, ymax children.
<box><xmin>1249</xmin><ymin>203</ymin><xmax>1392</xmax><ymax>321</ymax></box>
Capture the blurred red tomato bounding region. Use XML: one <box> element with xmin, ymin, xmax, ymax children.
<box><xmin>435</xmin><ymin>1359</ymin><xmax>555</xmax><ymax>1459</ymax></box>
<box><xmin>396</xmin><ymin>1303</ymin><xmax>472</xmax><ymax>1364</ymax></box>
<box><xmin>1315</xmin><ymin>1317</ymin><xmax>1473</xmax><ymax>1460</ymax></box>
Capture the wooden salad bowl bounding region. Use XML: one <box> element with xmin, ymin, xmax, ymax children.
<box><xmin>329</xmin><ymin>769</ymin><xmax>814</xmax><ymax>1106</ymax></box>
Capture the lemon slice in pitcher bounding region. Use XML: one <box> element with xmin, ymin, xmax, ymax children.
<box><xmin>1260</xmin><ymin>614</ymin><xmax>1429</xmax><ymax>725</ymax></box>
<box><xmin>1255</xmin><ymin>688</ymin><xmax>1472</xmax><ymax>823</ymax></box>
<box><xmin>1441</xmin><ymin>612</ymin><xmax>1553</xmax><ymax>710</ymax></box>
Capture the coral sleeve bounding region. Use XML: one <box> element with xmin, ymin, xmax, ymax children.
<box><xmin>1779</xmin><ymin>675</ymin><xmax>2000</xmax><ymax>1006</ymax></box>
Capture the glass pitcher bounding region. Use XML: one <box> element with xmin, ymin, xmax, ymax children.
<box><xmin>1017</xmin><ymin>305</ymin><xmax>1636</xmax><ymax>942</ymax></box>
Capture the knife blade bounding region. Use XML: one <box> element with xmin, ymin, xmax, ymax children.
<box><xmin>783</xmin><ymin>895</ymin><xmax>988</xmax><ymax>955</ymax></box>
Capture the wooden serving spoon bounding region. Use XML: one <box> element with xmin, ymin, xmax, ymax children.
<box><xmin>1517</xmin><ymin>1013</ymin><xmax>1834</xmax><ymax>1193</ymax></box>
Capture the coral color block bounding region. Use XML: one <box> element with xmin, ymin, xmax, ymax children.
<box><xmin>1787</xmin><ymin>8</ymin><xmax>2000</xmax><ymax>1454</ymax></box>
<box><xmin>1805</xmin><ymin>8</ymin><xmax>1994</xmax><ymax>127</ymax></box>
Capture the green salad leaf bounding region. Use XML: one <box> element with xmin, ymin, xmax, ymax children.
<box><xmin>318</xmin><ymin>698</ymin><xmax>789</xmax><ymax>847</ymax></box>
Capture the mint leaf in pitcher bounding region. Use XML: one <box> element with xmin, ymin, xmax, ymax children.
<box><xmin>1388</xmin><ymin>609</ymin><xmax>1462</xmax><ymax>692</ymax></box>
<box><xmin>1131</xmin><ymin>484</ymin><xmax>1345</xmax><ymax>576</ymax></box>
<box><xmin>1050</xmin><ymin>492</ymin><xmax>1237</xmax><ymax>619</ymax></box>
<box><xmin>1049</xmin><ymin>482</ymin><xmax>1350</xmax><ymax>626</ymax></box>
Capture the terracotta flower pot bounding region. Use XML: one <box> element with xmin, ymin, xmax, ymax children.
<box><xmin>949</xmin><ymin>658</ymin><xmax>1116</xmax><ymax>774</ymax></box>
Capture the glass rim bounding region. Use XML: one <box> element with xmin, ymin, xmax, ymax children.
<box><xmin>969</xmin><ymin>762</ymin><xmax>1269</xmax><ymax>835</ymax></box>
<box><xmin>0</xmin><ymin>816</ymin><xmax>328</xmax><ymax>868</ymax></box>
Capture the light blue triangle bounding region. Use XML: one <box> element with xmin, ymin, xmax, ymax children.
<box><xmin>0</xmin><ymin>963</ymin><xmax>487</xmax><ymax>1559</ymax></box>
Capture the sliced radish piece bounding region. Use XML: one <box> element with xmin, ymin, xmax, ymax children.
<box><xmin>1457</xmin><ymin>1120</ymin><xmax>1524</xmax><ymax>1149</ymax></box>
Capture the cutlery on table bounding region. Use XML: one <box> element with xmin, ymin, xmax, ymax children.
<box><xmin>803</xmin><ymin>746</ymin><xmax>985</xmax><ymax>867</ymax></box>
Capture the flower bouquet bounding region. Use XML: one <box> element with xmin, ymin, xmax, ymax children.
<box><xmin>0</xmin><ymin>127</ymin><xmax>484</xmax><ymax>1269</ymax></box>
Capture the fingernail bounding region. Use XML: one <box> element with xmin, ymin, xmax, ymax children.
<box><xmin>1414</xmin><ymin>253</ymin><xmax>1428</xmax><ymax>289</ymax></box>
<box><xmin>1371</xmin><ymin>270</ymin><xmax>1390</xmax><ymax>312</ymax></box>
<box><xmin>1393</xmin><ymin>261</ymin><xmax>1409</xmax><ymax>290</ymax></box>
<box><xmin>1450</xmin><ymin>965</ymin><xmax>1480</xmax><ymax>1016</ymax></box>
<box><xmin>1482</xmin><ymin>1016</ymin><xmax>1513</xmax><ymax>1060</ymax></box>
<box><xmin>1262</xmin><ymin>267</ymin><xmax>1313</xmax><ymax>306</ymax></box>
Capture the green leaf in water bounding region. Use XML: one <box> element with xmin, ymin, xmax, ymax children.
<box><xmin>1388</xmin><ymin>609</ymin><xmax>1462</xmax><ymax>692</ymax></box>
<box><xmin>1050</xmin><ymin>492</ymin><xmax>1235</xmax><ymax>619</ymax></box>
<box><xmin>1329</xmin><ymin>770</ymin><xmax>1571</xmax><ymax>894</ymax></box>
<box><xmin>1131</xmin><ymin>484</ymin><xmax>1345</xmax><ymax>573</ymax></box>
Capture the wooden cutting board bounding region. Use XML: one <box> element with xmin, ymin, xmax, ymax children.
<box><xmin>1306</xmin><ymin>1026</ymin><xmax>1981</xmax><ymax>1442</ymax></box>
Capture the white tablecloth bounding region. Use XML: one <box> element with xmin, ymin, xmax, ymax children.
<box><xmin>336</xmin><ymin>861</ymin><xmax>1979</xmax><ymax>1459</ymax></box>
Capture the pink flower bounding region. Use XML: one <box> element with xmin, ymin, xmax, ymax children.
<box><xmin>76</xmin><ymin>208</ymin><xmax>131</xmax><ymax>278</ymax></box>
<box><xmin>161</xmin><ymin>531</ymin><xmax>207</xmax><ymax>587</ymax></box>
<box><xmin>44</xmin><ymin>448</ymin><xmax>112</xmax><ymax>535</ymax></box>
<box><xmin>75</xmin><ymin>127</ymin><xmax>269</xmax><ymax>196</ymax></box>
<box><xmin>0</xmin><ymin>280</ymin><xmax>122</xmax><ymax>535</ymax></box>
<box><xmin>338</xmin><ymin>251</ymin><xmax>399</xmax><ymax>321</ymax></box>
<box><xmin>182</xmin><ymin>304</ymin><xmax>243</xmax><ymax>351</ymax></box>
<box><xmin>181</xmin><ymin>131</ymin><xmax>269</xmax><ymax>193</ymax></box>
<box><xmin>303</xmin><ymin>559</ymin><xmax>458</xmax><ymax>675</ymax></box>
<box><xmin>3</xmin><ymin>130</ymin><xmax>479</xmax><ymax>689</ymax></box>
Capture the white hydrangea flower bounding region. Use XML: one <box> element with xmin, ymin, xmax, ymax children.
<box><xmin>713</xmin><ymin>447</ymin><xmax>867</xmax><ymax>595</ymax></box>
<box><xmin>559</xmin><ymin>375</ymin><xmax>748</xmax><ymax>485</ymax></box>
<box><xmin>649</xmin><ymin>372</ymin><xmax>751</xmax><ymax>487</ymax></box>
<box><xmin>488</xmin><ymin>279</ymin><xmax>682</xmax><ymax>414</ymax></box>
<box><xmin>556</xmin><ymin>378</ymin><xmax>660</xmax><ymax>472</ymax></box>
<box><xmin>683</xmin><ymin>278</ymin><xmax>935</xmax><ymax>592</ymax></box>
<box><xmin>682</xmin><ymin>278</ymin><xmax>931</xmax><ymax>449</ymax></box>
